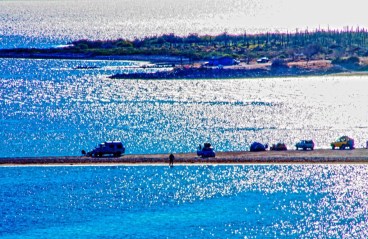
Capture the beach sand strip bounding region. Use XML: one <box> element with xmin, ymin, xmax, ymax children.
<box><xmin>1</xmin><ymin>149</ymin><xmax>368</xmax><ymax>166</ymax></box>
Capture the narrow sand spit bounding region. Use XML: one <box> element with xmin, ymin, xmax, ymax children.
<box><xmin>1</xmin><ymin>149</ymin><xmax>368</xmax><ymax>166</ymax></box>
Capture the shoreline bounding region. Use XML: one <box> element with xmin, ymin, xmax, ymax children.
<box><xmin>110</xmin><ymin>65</ymin><xmax>346</xmax><ymax>80</ymax></box>
<box><xmin>0</xmin><ymin>52</ymin><xmax>189</xmax><ymax>63</ymax></box>
<box><xmin>2</xmin><ymin>149</ymin><xmax>368</xmax><ymax>166</ymax></box>
<box><xmin>1</xmin><ymin>52</ymin><xmax>367</xmax><ymax>79</ymax></box>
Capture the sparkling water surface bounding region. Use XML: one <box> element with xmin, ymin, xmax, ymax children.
<box><xmin>0</xmin><ymin>0</ymin><xmax>276</xmax><ymax>48</ymax></box>
<box><xmin>1</xmin><ymin>58</ymin><xmax>368</xmax><ymax>157</ymax></box>
<box><xmin>1</xmin><ymin>0</ymin><xmax>367</xmax><ymax>48</ymax></box>
<box><xmin>1</xmin><ymin>165</ymin><xmax>368</xmax><ymax>238</ymax></box>
<box><xmin>2</xmin><ymin>1</ymin><xmax>368</xmax><ymax>238</ymax></box>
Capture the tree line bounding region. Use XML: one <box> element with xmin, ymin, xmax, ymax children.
<box><xmin>48</xmin><ymin>27</ymin><xmax>368</xmax><ymax>61</ymax></box>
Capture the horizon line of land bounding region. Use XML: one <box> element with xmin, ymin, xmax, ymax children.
<box><xmin>2</xmin><ymin>29</ymin><xmax>368</xmax><ymax>79</ymax></box>
<box><xmin>2</xmin><ymin>29</ymin><xmax>368</xmax><ymax>62</ymax></box>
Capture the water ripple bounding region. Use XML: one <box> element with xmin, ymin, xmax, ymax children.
<box><xmin>2</xmin><ymin>165</ymin><xmax>368</xmax><ymax>237</ymax></box>
<box><xmin>1</xmin><ymin>58</ymin><xmax>368</xmax><ymax>156</ymax></box>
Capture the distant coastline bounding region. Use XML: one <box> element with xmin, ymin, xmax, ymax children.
<box><xmin>1</xmin><ymin>49</ymin><xmax>367</xmax><ymax>79</ymax></box>
<box><xmin>1</xmin><ymin>30</ymin><xmax>368</xmax><ymax>79</ymax></box>
<box><xmin>0</xmin><ymin>49</ymin><xmax>365</xmax><ymax>79</ymax></box>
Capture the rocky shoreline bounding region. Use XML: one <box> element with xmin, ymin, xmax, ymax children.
<box><xmin>2</xmin><ymin>149</ymin><xmax>368</xmax><ymax>165</ymax></box>
<box><xmin>110</xmin><ymin>65</ymin><xmax>345</xmax><ymax>80</ymax></box>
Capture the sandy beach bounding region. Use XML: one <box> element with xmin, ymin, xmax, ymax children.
<box><xmin>1</xmin><ymin>149</ymin><xmax>368</xmax><ymax>166</ymax></box>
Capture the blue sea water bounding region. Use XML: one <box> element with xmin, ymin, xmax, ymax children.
<box><xmin>2</xmin><ymin>1</ymin><xmax>368</xmax><ymax>237</ymax></box>
<box><xmin>1</xmin><ymin>0</ymin><xmax>368</xmax><ymax>157</ymax></box>
<box><xmin>1</xmin><ymin>57</ymin><xmax>368</xmax><ymax>157</ymax></box>
<box><xmin>1</xmin><ymin>165</ymin><xmax>368</xmax><ymax>238</ymax></box>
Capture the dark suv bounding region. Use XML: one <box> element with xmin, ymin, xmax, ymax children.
<box><xmin>295</xmin><ymin>140</ymin><xmax>315</xmax><ymax>150</ymax></box>
<box><xmin>85</xmin><ymin>141</ymin><xmax>125</xmax><ymax>157</ymax></box>
<box><xmin>270</xmin><ymin>143</ymin><xmax>287</xmax><ymax>151</ymax></box>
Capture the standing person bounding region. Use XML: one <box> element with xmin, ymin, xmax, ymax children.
<box><xmin>169</xmin><ymin>153</ymin><xmax>175</xmax><ymax>166</ymax></box>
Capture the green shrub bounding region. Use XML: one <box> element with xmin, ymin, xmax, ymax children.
<box><xmin>77</xmin><ymin>43</ymin><xmax>89</xmax><ymax>50</ymax></box>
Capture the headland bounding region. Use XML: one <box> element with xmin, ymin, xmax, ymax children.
<box><xmin>2</xmin><ymin>30</ymin><xmax>368</xmax><ymax>79</ymax></box>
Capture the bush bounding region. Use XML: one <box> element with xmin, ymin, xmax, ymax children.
<box><xmin>331</xmin><ymin>56</ymin><xmax>360</xmax><ymax>65</ymax></box>
<box><xmin>76</xmin><ymin>43</ymin><xmax>89</xmax><ymax>50</ymax></box>
<box><xmin>116</xmin><ymin>40</ymin><xmax>133</xmax><ymax>48</ymax></box>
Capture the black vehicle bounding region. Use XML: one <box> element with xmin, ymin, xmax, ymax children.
<box><xmin>84</xmin><ymin>141</ymin><xmax>125</xmax><ymax>157</ymax></box>
<box><xmin>270</xmin><ymin>143</ymin><xmax>287</xmax><ymax>151</ymax></box>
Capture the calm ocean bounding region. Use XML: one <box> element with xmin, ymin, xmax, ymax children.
<box><xmin>1</xmin><ymin>57</ymin><xmax>368</xmax><ymax>157</ymax></box>
<box><xmin>2</xmin><ymin>165</ymin><xmax>368</xmax><ymax>238</ymax></box>
<box><xmin>2</xmin><ymin>0</ymin><xmax>368</xmax><ymax>237</ymax></box>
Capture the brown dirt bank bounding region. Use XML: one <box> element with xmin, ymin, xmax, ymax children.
<box><xmin>1</xmin><ymin>149</ymin><xmax>368</xmax><ymax>166</ymax></box>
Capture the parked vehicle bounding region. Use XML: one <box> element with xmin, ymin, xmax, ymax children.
<box><xmin>331</xmin><ymin>136</ymin><xmax>354</xmax><ymax>150</ymax></box>
<box><xmin>250</xmin><ymin>142</ymin><xmax>268</xmax><ymax>152</ymax></box>
<box><xmin>84</xmin><ymin>141</ymin><xmax>125</xmax><ymax>157</ymax></box>
<box><xmin>197</xmin><ymin>143</ymin><xmax>216</xmax><ymax>158</ymax></box>
<box><xmin>270</xmin><ymin>143</ymin><xmax>287</xmax><ymax>151</ymax></box>
<box><xmin>295</xmin><ymin>140</ymin><xmax>315</xmax><ymax>150</ymax></box>
<box><xmin>257</xmin><ymin>57</ymin><xmax>269</xmax><ymax>63</ymax></box>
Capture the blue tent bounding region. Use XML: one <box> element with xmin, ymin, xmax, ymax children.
<box><xmin>250</xmin><ymin>142</ymin><xmax>266</xmax><ymax>152</ymax></box>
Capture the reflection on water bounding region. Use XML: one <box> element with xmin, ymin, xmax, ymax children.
<box><xmin>1</xmin><ymin>165</ymin><xmax>368</xmax><ymax>238</ymax></box>
<box><xmin>0</xmin><ymin>0</ymin><xmax>297</xmax><ymax>48</ymax></box>
<box><xmin>1</xmin><ymin>58</ymin><xmax>368</xmax><ymax>156</ymax></box>
<box><xmin>1</xmin><ymin>0</ymin><xmax>367</xmax><ymax>49</ymax></box>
